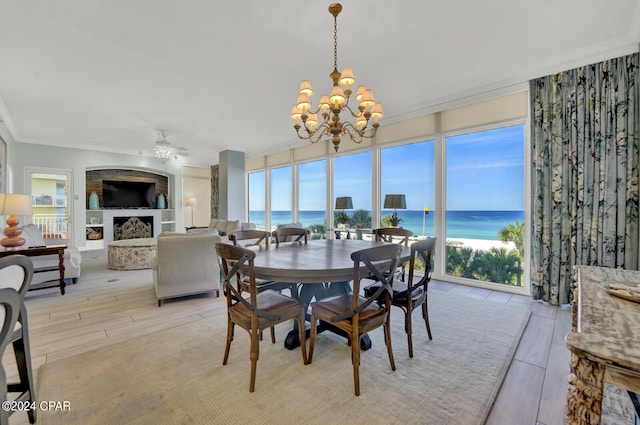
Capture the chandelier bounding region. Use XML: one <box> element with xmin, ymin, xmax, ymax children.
<box><xmin>291</xmin><ymin>3</ymin><xmax>383</xmax><ymax>152</ymax></box>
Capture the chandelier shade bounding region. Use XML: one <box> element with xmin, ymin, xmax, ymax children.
<box><xmin>292</xmin><ymin>3</ymin><xmax>383</xmax><ymax>152</ymax></box>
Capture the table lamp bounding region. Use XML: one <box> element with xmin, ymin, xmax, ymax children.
<box><xmin>335</xmin><ymin>196</ymin><xmax>353</xmax><ymax>227</ymax></box>
<box><xmin>186</xmin><ymin>197</ymin><xmax>198</xmax><ymax>227</ymax></box>
<box><xmin>383</xmin><ymin>194</ymin><xmax>406</xmax><ymax>227</ymax></box>
<box><xmin>0</xmin><ymin>194</ymin><xmax>34</xmax><ymax>248</ymax></box>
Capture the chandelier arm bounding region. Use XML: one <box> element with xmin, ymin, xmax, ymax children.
<box><xmin>340</xmin><ymin>125</ymin><xmax>365</xmax><ymax>145</ymax></box>
<box><xmin>342</xmin><ymin>121</ymin><xmax>378</xmax><ymax>141</ymax></box>
<box><xmin>302</xmin><ymin>119</ymin><xmax>332</xmax><ymax>136</ymax></box>
<box><xmin>342</xmin><ymin>104</ymin><xmax>364</xmax><ymax>119</ymax></box>
<box><xmin>296</xmin><ymin>123</ymin><xmax>332</xmax><ymax>143</ymax></box>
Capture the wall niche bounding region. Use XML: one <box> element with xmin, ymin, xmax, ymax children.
<box><xmin>86</xmin><ymin>169</ymin><xmax>169</xmax><ymax>209</ymax></box>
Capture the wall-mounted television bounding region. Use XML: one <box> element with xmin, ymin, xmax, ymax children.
<box><xmin>102</xmin><ymin>180</ymin><xmax>156</xmax><ymax>209</ymax></box>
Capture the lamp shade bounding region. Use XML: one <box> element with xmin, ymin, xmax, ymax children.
<box><xmin>0</xmin><ymin>194</ymin><xmax>33</xmax><ymax>216</ymax></box>
<box><xmin>185</xmin><ymin>197</ymin><xmax>198</xmax><ymax>207</ymax></box>
<box><xmin>383</xmin><ymin>194</ymin><xmax>406</xmax><ymax>210</ymax></box>
<box><xmin>335</xmin><ymin>196</ymin><xmax>353</xmax><ymax>210</ymax></box>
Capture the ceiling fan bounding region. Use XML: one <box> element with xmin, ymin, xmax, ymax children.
<box><xmin>153</xmin><ymin>129</ymin><xmax>189</xmax><ymax>161</ymax></box>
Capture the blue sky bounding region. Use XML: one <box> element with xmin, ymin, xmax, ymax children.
<box><xmin>250</xmin><ymin>124</ymin><xmax>525</xmax><ymax>212</ymax></box>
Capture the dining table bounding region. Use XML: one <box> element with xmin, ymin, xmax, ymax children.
<box><xmin>246</xmin><ymin>238</ymin><xmax>411</xmax><ymax>350</ymax></box>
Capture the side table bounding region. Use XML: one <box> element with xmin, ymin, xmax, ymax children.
<box><xmin>565</xmin><ymin>265</ymin><xmax>640</xmax><ymax>424</ymax></box>
<box><xmin>0</xmin><ymin>245</ymin><xmax>67</xmax><ymax>295</ymax></box>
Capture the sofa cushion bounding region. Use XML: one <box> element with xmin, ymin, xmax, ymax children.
<box><xmin>187</xmin><ymin>228</ymin><xmax>219</xmax><ymax>236</ymax></box>
<box><xmin>21</xmin><ymin>224</ymin><xmax>46</xmax><ymax>248</ymax></box>
<box><xmin>277</xmin><ymin>222</ymin><xmax>303</xmax><ymax>229</ymax></box>
<box><xmin>208</xmin><ymin>218</ymin><xmax>253</xmax><ymax>236</ymax></box>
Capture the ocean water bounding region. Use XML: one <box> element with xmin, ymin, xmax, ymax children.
<box><xmin>249</xmin><ymin>210</ymin><xmax>524</xmax><ymax>241</ymax></box>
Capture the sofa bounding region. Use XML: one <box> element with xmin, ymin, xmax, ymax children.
<box><xmin>187</xmin><ymin>218</ymin><xmax>256</xmax><ymax>239</ymax></box>
<box><xmin>20</xmin><ymin>224</ymin><xmax>82</xmax><ymax>286</ymax></box>
<box><xmin>149</xmin><ymin>232</ymin><xmax>222</xmax><ymax>306</ymax></box>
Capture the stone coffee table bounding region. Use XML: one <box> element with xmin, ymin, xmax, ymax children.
<box><xmin>107</xmin><ymin>237</ymin><xmax>157</xmax><ymax>270</ymax></box>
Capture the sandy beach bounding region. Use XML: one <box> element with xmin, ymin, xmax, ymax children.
<box><xmin>442</xmin><ymin>237</ymin><xmax>515</xmax><ymax>252</ymax></box>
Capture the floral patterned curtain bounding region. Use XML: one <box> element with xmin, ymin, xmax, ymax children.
<box><xmin>530</xmin><ymin>53</ymin><xmax>640</xmax><ymax>305</ymax></box>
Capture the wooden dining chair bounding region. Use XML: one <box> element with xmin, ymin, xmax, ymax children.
<box><xmin>229</xmin><ymin>230</ymin><xmax>282</xmax><ymax>294</ymax></box>
<box><xmin>271</xmin><ymin>227</ymin><xmax>310</xmax><ymax>299</ymax></box>
<box><xmin>229</xmin><ymin>230</ymin><xmax>271</xmax><ymax>250</ymax></box>
<box><xmin>364</xmin><ymin>238</ymin><xmax>436</xmax><ymax>357</ymax></box>
<box><xmin>229</xmin><ymin>230</ymin><xmax>278</xmax><ymax>342</ymax></box>
<box><xmin>0</xmin><ymin>288</ymin><xmax>20</xmax><ymax>425</ymax></box>
<box><xmin>373</xmin><ymin>227</ymin><xmax>413</xmax><ymax>246</ymax></box>
<box><xmin>372</xmin><ymin>227</ymin><xmax>414</xmax><ymax>281</ymax></box>
<box><xmin>215</xmin><ymin>243</ymin><xmax>308</xmax><ymax>392</ymax></box>
<box><xmin>272</xmin><ymin>227</ymin><xmax>309</xmax><ymax>246</ymax></box>
<box><xmin>0</xmin><ymin>255</ymin><xmax>36</xmax><ymax>424</ymax></box>
<box><xmin>308</xmin><ymin>243</ymin><xmax>402</xmax><ymax>396</ymax></box>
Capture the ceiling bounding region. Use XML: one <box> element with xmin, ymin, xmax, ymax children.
<box><xmin>1</xmin><ymin>1</ymin><xmax>639</xmax><ymax>167</ymax></box>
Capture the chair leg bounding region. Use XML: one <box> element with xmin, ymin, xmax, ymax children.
<box><xmin>15</xmin><ymin>312</ymin><xmax>36</xmax><ymax>424</ymax></box>
<box><xmin>0</xmin><ymin>367</ymin><xmax>8</xmax><ymax>425</ymax></box>
<box><xmin>308</xmin><ymin>310</ymin><xmax>317</xmax><ymax>363</ymax></box>
<box><xmin>270</xmin><ymin>326</ymin><xmax>276</xmax><ymax>344</ymax></box>
<box><xmin>351</xmin><ymin>330</ymin><xmax>360</xmax><ymax>396</ymax></box>
<box><xmin>405</xmin><ymin>309</ymin><xmax>414</xmax><ymax>358</ymax></box>
<box><xmin>423</xmin><ymin>302</ymin><xmax>432</xmax><ymax>340</ymax></box>
<box><xmin>249</xmin><ymin>328</ymin><xmax>259</xmax><ymax>392</ymax></box>
<box><xmin>297</xmin><ymin>312</ymin><xmax>308</xmax><ymax>365</ymax></box>
<box><xmin>223</xmin><ymin>319</ymin><xmax>234</xmax><ymax>365</ymax></box>
<box><xmin>13</xmin><ymin>336</ymin><xmax>36</xmax><ymax>423</ymax></box>
<box><xmin>384</xmin><ymin>320</ymin><xmax>396</xmax><ymax>372</ymax></box>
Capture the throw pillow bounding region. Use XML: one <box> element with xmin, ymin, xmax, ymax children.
<box><xmin>215</xmin><ymin>220</ymin><xmax>228</xmax><ymax>234</ymax></box>
<box><xmin>224</xmin><ymin>220</ymin><xmax>240</xmax><ymax>236</ymax></box>
<box><xmin>21</xmin><ymin>224</ymin><xmax>46</xmax><ymax>248</ymax></box>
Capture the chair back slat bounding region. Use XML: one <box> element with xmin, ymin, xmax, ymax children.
<box><xmin>0</xmin><ymin>255</ymin><xmax>34</xmax><ymax>299</ymax></box>
<box><xmin>229</xmin><ymin>230</ymin><xmax>270</xmax><ymax>249</ymax></box>
<box><xmin>0</xmin><ymin>288</ymin><xmax>19</xmax><ymax>351</ymax></box>
<box><xmin>272</xmin><ymin>227</ymin><xmax>309</xmax><ymax>246</ymax></box>
<box><xmin>0</xmin><ymin>287</ymin><xmax>20</xmax><ymax>423</ymax></box>
<box><xmin>373</xmin><ymin>228</ymin><xmax>413</xmax><ymax>246</ymax></box>
<box><xmin>406</xmin><ymin>238</ymin><xmax>436</xmax><ymax>292</ymax></box>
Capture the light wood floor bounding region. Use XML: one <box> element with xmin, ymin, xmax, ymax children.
<box><xmin>6</xmin><ymin>249</ymin><xmax>575</xmax><ymax>424</ymax></box>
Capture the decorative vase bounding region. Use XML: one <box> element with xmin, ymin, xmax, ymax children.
<box><xmin>89</xmin><ymin>191</ymin><xmax>99</xmax><ymax>210</ymax></box>
<box><xmin>156</xmin><ymin>193</ymin><xmax>166</xmax><ymax>209</ymax></box>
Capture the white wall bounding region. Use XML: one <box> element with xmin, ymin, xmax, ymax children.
<box><xmin>182</xmin><ymin>166</ymin><xmax>211</xmax><ymax>228</ymax></box>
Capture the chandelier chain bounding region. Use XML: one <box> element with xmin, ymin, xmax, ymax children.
<box><xmin>333</xmin><ymin>14</ymin><xmax>338</xmax><ymax>72</ymax></box>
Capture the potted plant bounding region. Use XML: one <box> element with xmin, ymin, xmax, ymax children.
<box><xmin>336</xmin><ymin>211</ymin><xmax>349</xmax><ymax>229</ymax></box>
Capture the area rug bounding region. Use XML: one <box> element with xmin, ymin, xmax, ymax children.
<box><xmin>36</xmin><ymin>291</ymin><xmax>530</xmax><ymax>425</ymax></box>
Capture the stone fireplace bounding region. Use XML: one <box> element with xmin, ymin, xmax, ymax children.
<box><xmin>102</xmin><ymin>210</ymin><xmax>162</xmax><ymax>245</ymax></box>
<box><xmin>113</xmin><ymin>216</ymin><xmax>153</xmax><ymax>240</ymax></box>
